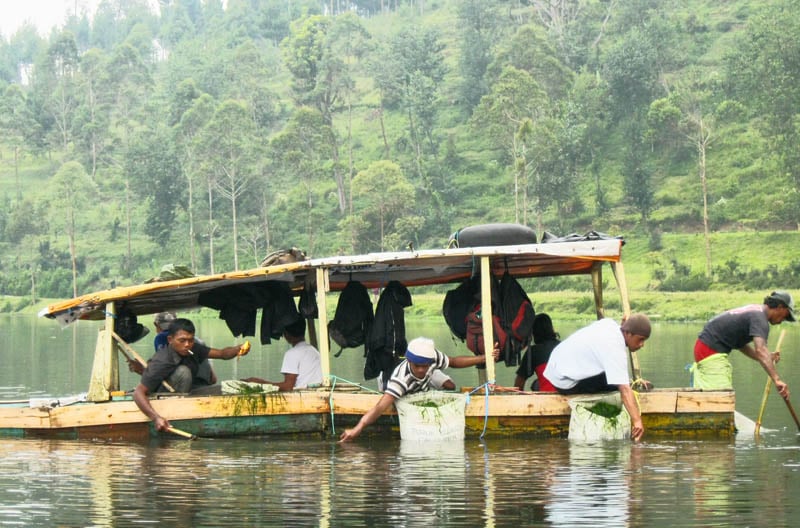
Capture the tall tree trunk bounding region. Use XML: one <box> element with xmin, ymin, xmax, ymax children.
<box><xmin>332</xmin><ymin>140</ymin><xmax>346</xmax><ymax>213</ymax></box>
<box><xmin>188</xmin><ymin>174</ymin><xmax>197</xmax><ymax>272</ymax></box>
<box><xmin>699</xmin><ymin>139</ymin><xmax>711</xmax><ymax>278</ymax></box>
<box><xmin>231</xmin><ymin>179</ymin><xmax>239</xmax><ymax>271</ymax></box>
<box><xmin>68</xmin><ymin>207</ymin><xmax>78</xmax><ymax>297</ymax></box>
<box><xmin>262</xmin><ymin>191</ymin><xmax>271</xmax><ymax>252</ymax></box>
<box><xmin>14</xmin><ymin>146</ymin><xmax>21</xmax><ymax>201</ymax></box>
<box><xmin>379</xmin><ymin>103</ymin><xmax>390</xmax><ymax>158</ymax></box>
<box><xmin>207</xmin><ymin>176</ymin><xmax>215</xmax><ymax>274</ymax></box>
<box><xmin>125</xmin><ymin>178</ymin><xmax>132</xmax><ymax>278</ymax></box>
<box><xmin>30</xmin><ymin>264</ymin><xmax>37</xmax><ymax>304</ymax></box>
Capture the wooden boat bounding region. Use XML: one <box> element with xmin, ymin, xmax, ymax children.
<box><xmin>1</xmin><ymin>233</ymin><xmax>735</xmax><ymax>440</ymax></box>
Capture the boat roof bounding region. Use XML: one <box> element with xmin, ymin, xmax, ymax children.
<box><xmin>39</xmin><ymin>238</ymin><xmax>623</xmax><ymax>324</ymax></box>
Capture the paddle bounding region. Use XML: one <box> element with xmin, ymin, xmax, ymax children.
<box><xmin>167</xmin><ymin>426</ymin><xmax>198</xmax><ymax>440</ymax></box>
<box><xmin>754</xmin><ymin>329</ymin><xmax>787</xmax><ymax>436</ymax></box>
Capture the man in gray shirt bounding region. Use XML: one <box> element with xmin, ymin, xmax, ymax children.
<box><xmin>692</xmin><ymin>290</ymin><xmax>795</xmax><ymax>397</ymax></box>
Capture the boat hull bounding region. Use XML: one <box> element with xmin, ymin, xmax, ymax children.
<box><xmin>0</xmin><ymin>388</ymin><xmax>735</xmax><ymax>441</ymax></box>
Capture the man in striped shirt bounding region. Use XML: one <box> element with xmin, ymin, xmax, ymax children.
<box><xmin>339</xmin><ymin>336</ymin><xmax>499</xmax><ymax>442</ymax></box>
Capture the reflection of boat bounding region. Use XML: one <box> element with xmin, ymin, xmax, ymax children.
<box><xmin>1</xmin><ymin>232</ymin><xmax>735</xmax><ymax>440</ymax></box>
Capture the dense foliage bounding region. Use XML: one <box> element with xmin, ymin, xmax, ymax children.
<box><xmin>1</xmin><ymin>0</ymin><xmax>800</xmax><ymax>303</ymax></box>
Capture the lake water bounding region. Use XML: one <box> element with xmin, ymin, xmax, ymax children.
<box><xmin>2</xmin><ymin>314</ymin><xmax>800</xmax><ymax>527</ymax></box>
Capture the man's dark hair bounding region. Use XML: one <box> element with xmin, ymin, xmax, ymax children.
<box><xmin>765</xmin><ymin>297</ymin><xmax>782</xmax><ymax>309</ymax></box>
<box><xmin>168</xmin><ymin>318</ymin><xmax>195</xmax><ymax>336</ymax></box>
<box><xmin>284</xmin><ymin>318</ymin><xmax>306</xmax><ymax>338</ymax></box>
<box><xmin>532</xmin><ymin>313</ymin><xmax>557</xmax><ymax>344</ymax></box>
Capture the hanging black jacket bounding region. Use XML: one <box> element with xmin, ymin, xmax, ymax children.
<box><xmin>364</xmin><ymin>281</ymin><xmax>412</xmax><ymax>381</ymax></box>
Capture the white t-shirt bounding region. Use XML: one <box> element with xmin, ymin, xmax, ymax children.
<box><xmin>280</xmin><ymin>341</ymin><xmax>323</xmax><ymax>389</ymax></box>
<box><xmin>543</xmin><ymin>318</ymin><xmax>630</xmax><ymax>390</ymax></box>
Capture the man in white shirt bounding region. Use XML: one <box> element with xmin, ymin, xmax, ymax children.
<box><xmin>244</xmin><ymin>318</ymin><xmax>322</xmax><ymax>390</ymax></box>
<box><xmin>543</xmin><ymin>314</ymin><xmax>651</xmax><ymax>441</ymax></box>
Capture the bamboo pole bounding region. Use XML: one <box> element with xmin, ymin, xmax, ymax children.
<box><xmin>480</xmin><ymin>257</ymin><xmax>496</xmax><ymax>389</ymax></box>
<box><xmin>755</xmin><ymin>329</ymin><xmax>787</xmax><ymax>436</ymax></box>
<box><xmin>591</xmin><ymin>263</ymin><xmax>604</xmax><ymax>319</ymax></box>
<box><xmin>610</xmin><ymin>261</ymin><xmax>641</xmax><ymax>383</ymax></box>
<box><xmin>166</xmin><ymin>426</ymin><xmax>197</xmax><ymax>440</ymax></box>
<box><xmin>783</xmin><ymin>397</ymin><xmax>800</xmax><ymax>431</ymax></box>
<box><xmin>316</xmin><ymin>267</ymin><xmax>332</xmax><ymax>387</ymax></box>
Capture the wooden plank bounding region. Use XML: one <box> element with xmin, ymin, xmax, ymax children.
<box><xmin>326</xmin><ymin>392</ymin><xmax>384</xmax><ymax>414</ymax></box>
<box><xmin>0</xmin><ymin>406</ymin><xmax>52</xmax><ymax>429</ymax></box>
<box><xmin>466</xmin><ymin>393</ymin><xmax>571</xmax><ymax>416</ymax></box>
<box><xmin>637</xmin><ymin>391</ymin><xmax>679</xmax><ymax>414</ymax></box>
<box><xmin>44</xmin><ymin>392</ymin><xmax>335</xmax><ymax>429</ymax></box>
<box><xmin>676</xmin><ymin>391</ymin><xmax>735</xmax><ymax>413</ymax></box>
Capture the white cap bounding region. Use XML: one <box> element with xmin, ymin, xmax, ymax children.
<box><xmin>406</xmin><ymin>337</ymin><xmax>437</xmax><ymax>365</ymax></box>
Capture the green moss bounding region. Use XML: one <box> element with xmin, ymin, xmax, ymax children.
<box><xmin>588</xmin><ymin>401</ymin><xmax>623</xmax><ymax>419</ymax></box>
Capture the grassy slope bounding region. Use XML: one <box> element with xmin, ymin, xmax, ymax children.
<box><xmin>3</xmin><ymin>1</ymin><xmax>798</xmax><ymax>319</ymax></box>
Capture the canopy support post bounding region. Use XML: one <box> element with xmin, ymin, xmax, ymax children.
<box><xmin>610</xmin><ymin>261</ymin><xmax>642</xmax><ymax>381</ymax></box>
<box><xmin>480</xmin><ymin>256</ymin><xmax>495</xmax><ymax>390</ymax></box>
<box><xmin>87</xmin><ymin>302</ymin><xmax>119</xmax><ymax>401</ymax></box>
<box><xmin>591</xmin><ymin>262</ymin><xmax>604</xmax><ymax>319</ymax></box>
<box><xmin>316</xmin><ymin>267</ymin><xmax>332</xmax><ymax>387</ymax></box>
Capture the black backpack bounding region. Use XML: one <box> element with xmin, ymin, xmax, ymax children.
<box><xmin>498</xmin><ymin>271</ymin><xmax>536</xmax><ymax>366</ymax></box>
<box><xmin>442</xmin><ymin>276</ymin><xmax>480</xmax><ymax>341</ymax></box>
<box><xmin>328</xmin><ymin>281</ymin><xmax>374</xmax><ymax>356</ymax></box>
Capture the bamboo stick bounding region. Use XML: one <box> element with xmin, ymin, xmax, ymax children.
<box><xmin>755</xmin><ymin>329</ymin><xmax>787</xmax><ymax>436</ymax></box>
<box><xmin>166</xmin><ymin>426</ymin><xmax>197</xmax><ymax>440</ymax></box>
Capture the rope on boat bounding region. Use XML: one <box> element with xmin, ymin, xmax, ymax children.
<box><xmin>326</xmin><ymin>375</ymin><xmax>381</xmax><ymax>436</ymax></box>
<box><xmin>466</xmin><ymin>381</ymin><xmax>495</xmax><ymax>440</ymax></box>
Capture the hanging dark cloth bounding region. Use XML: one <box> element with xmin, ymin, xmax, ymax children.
<box><xmin>197</xmin><ymin>281</ymin><xmax>299</xmax><ymax>344</ymax></box>
<box><xmin>364</xmin><ymin>281</ymin><xmax>412</xmax><ymax>381</ymax></box>
<box><xmin>259</xmin><ymin>281</ymin><xmax>300</xmax><ymax>345</ymax></box>
<box><xmin>198</xmin><ymin>284</ymin><xmax>260</xmax><ymax>337</ymax></box>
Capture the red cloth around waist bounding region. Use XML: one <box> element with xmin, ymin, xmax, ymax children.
<box><xmin>534</xmin><ymin>364</ymin><xmax>556</xmax><ymax>392</ymax></box>
<box><xmin>694</xmin><ymin>339</ymin><xmax>721</xmax><ymax>362</ymax></box>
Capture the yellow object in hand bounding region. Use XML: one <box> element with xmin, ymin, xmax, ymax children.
<box><xmin>239</xmin><ymin>340</ymin><xmax>251</xmax><ymax>356</ymax></box>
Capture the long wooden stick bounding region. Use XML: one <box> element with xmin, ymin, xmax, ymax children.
<box><xmin>755</xmin><ymin>329</ymin><xmax>787</xmax><ymax>435</ymax></box>
<box><xmin>166</xmin><ymin>426</ymin><xmax>197</xmax><ymax>440</ymax></box>
<box><xmin>610</xmin><ymin>262</ymin><xmax>642</xmax><ymax>383</ymax></box>
<box><xmin>111</xmin><ymin>331</ymin><xmax>176</xmax><ymax>393</ymax></box>
<box><xmin>783</xmin><ymin>397</ymin><xmax>800</xmax><ymax>431</ymax></box>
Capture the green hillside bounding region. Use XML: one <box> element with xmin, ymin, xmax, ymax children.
<box><xmin>1</xmin><ymin>0</ymin><xmax>800</xmax><ymax>312</ymax></box>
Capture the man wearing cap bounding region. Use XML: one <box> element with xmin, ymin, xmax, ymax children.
<box><xmin>125</xmin><ymin>311</ymin><xmax>177</xmax><ymax>375</ymax></box>
<box><xmin>338</xmin><ymin>336</ymin><xmax>499</xmax><ymax>442</ymax></box>
<box><xmin>153</xmin><ymin>311</ymin><xmax>177</xmax><ymax>351</ymax></box>
<box><xmin>691</xmin><ymin>291</ymin><xmax>795</xmax><ymax>398</ymax></box>
<box><xmin>543</xmin><ymin>314</ymin><xmax>652</xmax><ymax>441</ymax></box>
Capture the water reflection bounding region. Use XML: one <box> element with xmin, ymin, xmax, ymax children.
<box><xmin>546</xmin><ymin>442</ymin><xmax>632</xmax><ymax>527</ymax></box>
<box><xmin>4</xmin><ymin>436</ymin><xmax>800</xmax><ymax>526</ymax></box>
<box><xmin>7</xmin><ymin>316</ymin><xmax>800</xmax><ymax>526</ymax></box>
